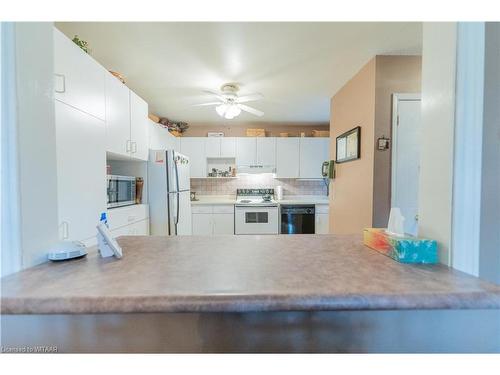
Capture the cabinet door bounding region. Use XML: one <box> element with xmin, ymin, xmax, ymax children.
<box><xmin>180</xmin><ymin>138</ymin><xmax>206</xmax><ymax>177</ymax></box>
<box><xmin>299</xmin><ymin>138</ymin><xmax>329</xmax><ymax>179</ymax></box>
<box><xmin>220</xmin><ymin>137</ymin><xmax>236</xmax><ymax>157</ymax></box>
<box><xmin>276</xmin><ymin>138</ymin><xmax>300</xmax><ymax>178</ymax></box>
<box><xmin>105</xmin><ymin>73</ymin><xmax>131</xmax><ymax>157</ymax></box>
<box><xmin>236</xmin><ymin>137</ymin><xmax>256</xmax><ymax>165</ymax></box>
<box><xmin>256</xmin><ymin>137</ymin><xmax>276</xmax><ymax>166</ymax></box>
<box><xmin>315</xmin><ymin>213</ymin><xmax>330</xmax><ymax>234</ymax></box>
<box><xmin>192</xmin><ymin>213</ymin><xmax>213</xmax><ymax>235</ymax></box>
<box><xmin>205</xmin><ymin>137</ymin><xmax>221</xmax><ymax>157</ymax></box>
<box><xmin>53</xmin><ymin>28</ymin><xmax>106</xmax><ymax>120</ymax></box>
<box><xmin>130</xmin><ymin>219</ymin><xmax>150</xmax><ymax>235</ymax></box>
<box><xmin>130</xmin><ymin>91</ymin><xmax>149</xmax><ymax>161</ymax></box>
<box><xmin>213</xmin><ymin>213</ymin><xmax>234</xmax><ymax>235</ymax></box>
<box><xmin>55</xmin><ymin>101</ymin><xmax>106</xmax><ymax>242</ymax></box>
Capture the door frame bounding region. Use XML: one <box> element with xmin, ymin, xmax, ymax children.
<box><xmin>390</xmin><ymin>93</ymin><xmax>422</xmax><ymax>211</ymax></box>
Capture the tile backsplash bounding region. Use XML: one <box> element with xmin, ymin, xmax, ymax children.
<box><xmin>191</xmin><ymin>175</ymin><xmax>328</xmax><ymax>196</ymax></box>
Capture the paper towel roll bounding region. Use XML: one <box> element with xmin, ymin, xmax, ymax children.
<box><xmin>275</xmin><ymin>185</ymin><xmax>283</xmax><ymax>200</ymax></box>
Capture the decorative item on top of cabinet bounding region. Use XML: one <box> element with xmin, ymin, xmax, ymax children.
<box><xmin>109</xmin><ymin>71</ymin><xmax>126</xmax><ymax>84</ymax></box>
<box><xmin>246</xmin><ymin>128</ymin><xmax>266</xmax><ymax>137</ymax></box>
<box><xmin>71</xmin><ymin>35</ymin><xmax>90</xmax><ymax>54</ymax></box>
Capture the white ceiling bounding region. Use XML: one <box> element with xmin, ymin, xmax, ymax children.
<box><xmin>56</xmin><ymin>22</ymin><xmax>422</xmax><ymax>124</ymax></box>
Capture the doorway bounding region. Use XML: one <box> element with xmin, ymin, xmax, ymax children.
<box><xmin>391</xmin><ymin>93</ymin><xmax>421</xmax><ymax>236</ymax></box>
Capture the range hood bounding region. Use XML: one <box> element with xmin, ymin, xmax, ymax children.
<box><xmin>236</xmin><ymin>165</ymin><xmax>276</xmax><ymax>175</ymax></box>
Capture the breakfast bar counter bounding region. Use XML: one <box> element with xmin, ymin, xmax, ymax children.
<box><xmin>2</xmin><ymin>234</ymin><xmax>500</xmax><ymax>314</ymax></box>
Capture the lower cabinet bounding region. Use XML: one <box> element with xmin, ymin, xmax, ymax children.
<box><xmin>107</xmin><ymin>204</ymin><xmax>150</xmax><ymax>238</ymax></box>
<box><xmin>192</xmin><ymin>205</ymin><xmax>234</xmax><ymax>235</ymax></box>
<box><xmin>315</xmin><ymin>204</ymin><xmax>330</xmax><ymax>234</ymax></box>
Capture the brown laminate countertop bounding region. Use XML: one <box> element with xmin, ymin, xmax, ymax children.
<box><xmin>2</xmin><ymin>234</ymin><xmax>500</xmax><ymax>314</ymax></box>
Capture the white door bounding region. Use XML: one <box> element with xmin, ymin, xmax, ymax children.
<box><xmin>55</xmin><ymin>101</ymin><xmax>106</xmax><ymax>242</ymax></box>
<box><xmin>299</xmin><ymin>138</ymin><xmax>329</xmax><ymax>179</ymax></box>
<box><xmin>220</xmin><ymin>137</ymin><xmax>236</xmax><ymax>157</ymax></box>
<box><xmin>130</xmin><ymin>91</ymin><xmax>149</xmax><ymax>161</ymax></box>
<box><xmin>192</xmin><ymin>214</ymin><xmax>213</xmax><ymax>235</ymax></box>
<box><xmin>205</xmin><ymin>138</ymin><xmax>221</xmax><ymax>157</ymax></box>
<box><xmin>276</xmin><ymin>138</ymin><xmax>300</xmax><ymax>178</ymax></box>
<box><xmin>53</xmin><ymin>28</ymin><xmax>106</xmax><ymax>121</ymax></box>
<box><xmin>180</xmin><ymin>137</ymin><xmax>206</xmax><ymax>177</ymax></box>
<box><xmin>391</xmin><ymin>94</ymin><xmax>421</xmax><ymax>236</ymax></box>
<box><xmin>105</xmin><ymin>73</ymin><xmax>131</xmax><ymax>157</ymax></box>
<box><xmin>256</xmin><ymin>137</ymin><xmax>276</xmax><ymax>166</ymax></box>
<box><xmin>236</xmin><ymin>137</ymin><xmax>257</xmax><ymax>165</ymax></box>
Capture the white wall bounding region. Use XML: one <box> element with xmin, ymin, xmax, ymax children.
<box><xmin>418</xmin><ymin>23</ymin><xmax>457</xmax><ymax>265</ymax></box>
<box><xmin>14</xmin><ymin>22</ymin><xmax>59</xmax><ymax>271</ymax></box>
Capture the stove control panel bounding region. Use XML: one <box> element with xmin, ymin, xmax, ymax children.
<box><xmin>237</xmin><ymin>188</ymin><xmax>275</xmax><ymax>196</ymax></box>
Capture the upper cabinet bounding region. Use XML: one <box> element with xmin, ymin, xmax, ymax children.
<box><xmin>105</xmin><ymin>73</ymin><xmax>131</xmax><ymax>157</ymax></box>
<box><xmin>130</xmin><ymin>91</ymin><xmax>149</xmax><ymax>161</ymax></box>
<box><xmin>105</xmin><ymin>72</ymin><xmax>149</xmax><ymax>161</ymax></box>
<box><xmin>236</xmin><ymin>137</ymin><xmax>257</xmax><ymax>165</ymax></box>
<box><xmin>180</xmin><ymin>138</ymin><xmax>206</xmax><ymax>178</ymax></box>
<box><xmin>206</xmin><ymin>137</ymin><xmax>237</xmax><ymax>158</ymax></box>
<box><xmin>299</xmin><ymin>138</ymin><xmax>329</xmax><ymax>179</ymax></box>
<box><xmin>276</xmin><ymin>138</ymin><xmax>300</xmax><ymax>178</ymax></box>
<box><xmin>256</xmin><ymin>137</ymin><xmax>276</xmax><ymax>166</ymax></box>
<box><xmin>149</xmin><ymin>120</ymin><xmax>180</xmax><ymax>152</ymax></box>
<box><xmin>53</xmin><ymin>28</ymin><xmax>106</xmax><ymax>121</ymax></box>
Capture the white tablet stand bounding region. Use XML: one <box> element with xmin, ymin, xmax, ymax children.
<box><xmin>96</xmin><ymin>222</ymin><xmax>123</xmax><ymax>259</ymax></box>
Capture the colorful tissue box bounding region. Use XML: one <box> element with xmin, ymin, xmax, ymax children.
<box><xmin>363</xmin><ymin>228</ymin><xmax>438</xmax><ymax>264</ymax></box>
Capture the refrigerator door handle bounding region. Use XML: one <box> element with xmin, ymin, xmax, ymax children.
<box><xmin>176</xmin><ymin>192</ymin><xmax>180</xmax><ymax>226</ymax></box>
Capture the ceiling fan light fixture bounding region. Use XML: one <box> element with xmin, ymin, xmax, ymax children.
<box><xmin>225</xmin><ymin>104</ymin><xmax>241</xmax><ymax>119</ymax></box>
<box><xmin>215</xmin><ymin>104</ymin><xmax>228</xmax><ymax>117</ymax></box>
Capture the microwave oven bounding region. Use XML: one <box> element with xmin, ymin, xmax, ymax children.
<box><xmin>107</xmin><ymin>175</ymin><xmax>136</xmax><ymax>209</ymax></box>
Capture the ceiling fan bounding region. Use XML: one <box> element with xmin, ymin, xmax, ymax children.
<box><xmin>194</xmin><ymin>83</ymin><xmax>264</xmax><ymax>120</ymax></box>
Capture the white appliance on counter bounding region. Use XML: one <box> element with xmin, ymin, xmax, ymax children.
<box><xmin>234</xmin><ymin>189</ymin><xmax>279</xmax><ymax>235</ymax></box>
<box><xmin>148</xmin><ymin>150</ymin><xmax>192</xmax><ymax>236</ymax></box>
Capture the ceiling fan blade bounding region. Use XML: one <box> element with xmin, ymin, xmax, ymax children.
<box><xmin>236</xmin><ymin>93</ymin><xmax>263</xmax><ymax>103</ymax></box>
<box><xmin>192</xmin><ymin>102</ymin><xmax>221</xmax><ymax>107</ymax></box>
<box><xmin>238</xmin><ymin>104</ymin><xmax>264</xmax><ymax>117</ymax></box>
<box><xmin>202</xmin><ymin>89</ymin><xmax>226</xmax><ymax>101</ymax></box>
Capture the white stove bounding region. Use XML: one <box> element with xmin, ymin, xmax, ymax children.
<box><xmin>234</xmin><ymin>189</ymin><xmax>279</xmax><ymax>235</ymax></box>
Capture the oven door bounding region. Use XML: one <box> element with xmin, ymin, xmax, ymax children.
<box><xmin>107</xmin><ymin>175</ymin><xmax>136</xmax><ymax>208</ymax></box>
<box><xmin>234</xmin><ymin>206</ymin><xmax>279</xmax><ymax>235</ymax></box>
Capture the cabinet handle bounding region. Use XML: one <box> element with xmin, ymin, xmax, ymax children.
<box><xmin>132</xmin><ymin>141</ymin><xmax>137</xmax><ymax>153</ymax></box>
<box><xmin>126</xmin><ymin>140</ymin><xmax>132</xmax><ymax>152</ymax></box>
<box><xmin>54</xmin><ymin>74</ymin><xmax>66</xmax><ymax>93</ymax></box>
<box><xmin>61</xmin><ymin>221</ymin><xmax>69</xmax><ymax>239</ymax></box>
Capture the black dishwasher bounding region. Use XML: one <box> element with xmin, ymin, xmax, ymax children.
<box><xmin>280</xmin><ymin>205</ymin><xmax>315</xmax><ymax>234</ymax></box>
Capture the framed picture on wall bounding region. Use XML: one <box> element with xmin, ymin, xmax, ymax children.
<box><xmin>336</xmin><ymin>126</ymin><xmax>361</xmax><ymax>163</ymax></box>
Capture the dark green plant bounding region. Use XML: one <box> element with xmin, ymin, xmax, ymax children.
<box><xmin>72</xmin><ymin>35</ymin><xmax>89</xmax><ymax>54</ymax></box>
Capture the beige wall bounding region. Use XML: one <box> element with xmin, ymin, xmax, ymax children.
<box><xmin>182</xmin><ymin>122</ymin><xmax>329</xmax><ymax>137</ymax></box>
<box><xmin>329</xmin><ymin>58</ymin><xmax>376</xmax><ymax>234</ymax></box>
<box><xmin>329</xmin><ymin>55</ymin><xmax>422</xmax><ymax>235</ymax></box>
<box><xmin>373</xmin><ymin>56</ymin><xmax>422</xmax><ymax>227</ymax></box>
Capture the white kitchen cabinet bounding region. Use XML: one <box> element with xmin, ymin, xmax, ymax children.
<box><xmin>276</xmin><ymin>138</ymin><xmax>300</xmax><ymax>178</ymax></box>
<box><xmin>205</xmin><ymin>137</ymin><xmax>221</xmax><ymax>157</ymax></box>
<box><xmin>129</xmin><ymin>91</ymin><xmax>149</xmax><ymax>161</ymax></box>
<box><xmin>220</xmin><ymin>137</ymin><xmax>236</xmax><ymax>157</ymax></box>
<box><xmin>107</xmin><ymin>204</ymin><xmax>149</xmax><ymax>230</ymax></box>
<box><xmin>111</xmin><ymin>219</ymin><xmax>150</xmax><ymax>238</ymax></box>
<box><xmin>299</xmin><ymin>138</ymin><xmax>329</xmax><ymax>179</ymax></box>
<box><xmin>256</xmin><ymin>137</ymin><xmax>276</xmax><ymax>166</ymax></box>
<box><xmin>149</xmin><ymin>120</ymin><xmax>180</xmax><ymax>152</ymax></box>
<box><xmin>181</xmin><ymin>137</ymin><xmax>207</xmax><ymax>177</ymax></box>
<box><xmin>53</xmin><ymin>28</ymin><xmax>106</xmax><ymax>121</ymax></box>
<box><xmin>315</xmin><ymin>204</ymin><xmax>330</xmax><ymax>234</ymax></box>
<box><xmin>192</xmin><ymin>213</ymin><xmax>213</xmax><ymax>235</ymax></box>
<box><xmin>236</xmin><ymin>137</ymin><xmax>257</xmax><ymax>165</ymax></box>
<box><xmin>55</xmin><ymin>100</ymin><xmax>107</xmax><ymax>244</ymax></box>
<box><xmin>105</xmin><ymin>73</ymin><xmax>131</xmax><ymax>157</ymax></box>
<box><xmin>192</xmin><ymin>205</ymin><xmax>234</xmax><ymax>235</ymax></box>
<box><xmin>213</xmin><ymin>214</ymin><xmax>234</xmax><ymax>235</ymax></box>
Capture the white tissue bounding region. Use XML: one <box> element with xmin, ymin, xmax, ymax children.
<box><xmin>387</xmin><ymin>207</ymin><xmax>406</xmax><ymax>237</ymax></box>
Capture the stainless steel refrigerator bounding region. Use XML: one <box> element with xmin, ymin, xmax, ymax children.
<box><xmin>148</xmin><ymin>149</ymin><xmax>192</xmax><ymax>235</ymax></box>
